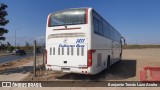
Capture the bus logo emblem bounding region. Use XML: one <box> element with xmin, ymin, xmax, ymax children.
<box><xmin>63</xmin><ymin>38</ymin><xmax>67</xmax><ymax>43</ymax></box>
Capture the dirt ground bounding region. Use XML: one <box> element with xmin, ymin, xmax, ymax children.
<box><xmin>122</xmin><ymin>48</ymin><xmax>160</xmax><ymax>81</ymax></box>
<box><xmin>23</xmin><ymin>48</ymin><xmax>160</xmax><ymax>81</ymax></box>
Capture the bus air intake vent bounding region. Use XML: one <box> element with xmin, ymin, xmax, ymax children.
<box><xmin>48</xmin><ymin>33</ymin><xmax>86</xmax><ymax>39</ymax></box>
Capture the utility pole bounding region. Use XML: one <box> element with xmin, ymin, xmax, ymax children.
<box><xmin>33</xmin><ymin>40</ymin><xmax>37</xmax><ymax>77</ymax></box>
<box><xmin>15</xmin><ymin>29</ymin><xmax>16</xmax><ymax>47</ymax></box>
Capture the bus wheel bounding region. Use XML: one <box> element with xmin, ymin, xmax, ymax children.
<box><xmin>107</xmin><ymin>56</ymin><xmax>110</xmax><ymax>70</ymax></box>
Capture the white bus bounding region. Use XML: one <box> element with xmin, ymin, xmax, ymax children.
<box><xmin>45</xmin><ymin>8</ymin><xmax>124</xmax><ymax>75</ymax></box>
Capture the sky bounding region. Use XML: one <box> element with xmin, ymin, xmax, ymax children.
<box><xmin>1</xmin><ymin>0</ymin><xmax>160</xmax><ymax>46</ymax></box>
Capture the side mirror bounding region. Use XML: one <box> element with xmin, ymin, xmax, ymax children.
<box><xmin>121</xmin><ymin>36</ymin><xmax>127</xmax><ymax>45</ymax></box>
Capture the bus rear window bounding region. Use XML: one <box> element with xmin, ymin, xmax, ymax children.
<box><xmin>49</xmin><ymin>9</ymin><xmax>86</xmax><ymax>27</ymax></box>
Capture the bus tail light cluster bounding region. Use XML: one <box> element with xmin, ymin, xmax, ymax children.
<box><xmin>88</xmin><ymin>50</ymin><xmax>95</xmax><ymax>67</ymax></box>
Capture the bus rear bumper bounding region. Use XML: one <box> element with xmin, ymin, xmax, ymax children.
<box><xmin>45</xmin><ymin>65</ymin><xmax>96</xmax><ymax>75</ymax></box>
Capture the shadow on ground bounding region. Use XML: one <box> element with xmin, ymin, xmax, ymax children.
<box><xmin>0</xmin><ymin>66</ymin><xmax>33</xmax><ymax>75</ymax></box>
<box><xmin>55</xmin><ymin>59</ymin><xmax>137</xmax><ymax>81</ymax></box>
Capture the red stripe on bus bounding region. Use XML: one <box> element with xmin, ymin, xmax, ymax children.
<box><xmin>48</xmin><ymin>14</ymin><xmax>51</xmax><ymax>27</ymax></box>
<box><xmin>54</xmin><ymin>27</ymin><xmax>81</xmax><ymax>30</ymax></box>
<box><xmin>86</xmin><ymin>8</ymin><xmax>88</xmax><ymax>24</ymax></box>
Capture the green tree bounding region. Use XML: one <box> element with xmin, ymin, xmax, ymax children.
<box><xmin>7</xmin><ymin>46</ymin><xmax>15</xmax><ymax>52</ymax></box>
<box><xmin>0</xmin><ymin>3</ymin><xmax>9</xmax><ymax>42</ymax></box>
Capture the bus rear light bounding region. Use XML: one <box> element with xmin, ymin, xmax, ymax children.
<box><xmin>88</xmin><ymin>50</ymin><xmax>95</xmax><ymax>67</ymax></box>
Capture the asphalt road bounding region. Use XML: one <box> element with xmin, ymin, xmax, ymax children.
<box><xmin>0</xmin><ymin>54</ymin><xmax>33</xmax><ymax>64</ymax></box>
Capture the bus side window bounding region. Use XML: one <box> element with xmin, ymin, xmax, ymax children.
<box><xmin>103</xmin><ymin>20</ymin><xmax>110</xmax><ymax>39</ymax></box>
<box><xmin>93</xmin><ymin>17</ymin><xmax>99</xmax><ymax>34</ymax></box>
<box><xmin>99</xmin><ymin>20</ymin><xmax>103</xmax><ymax>36</ymax></box>
<box><xmin>93</xmin><ymin>10</ymin><xmax>103</xmax><ymax>36</ymax></box>
<box><xmin>109</xmin><ymin>26</ymin><xmax>114</xmax><ymax>40</ymax></box>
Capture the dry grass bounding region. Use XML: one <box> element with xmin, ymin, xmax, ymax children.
<box><xmin>123</xmin><ymin>45</ymin><xmax>160</xmax><ymax>49</ymax></box>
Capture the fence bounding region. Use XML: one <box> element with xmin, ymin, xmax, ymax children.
<box><xmin>33</xmin><ymin>40</ymin><xmax>46</xmax><ymax>77</ymax></box>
